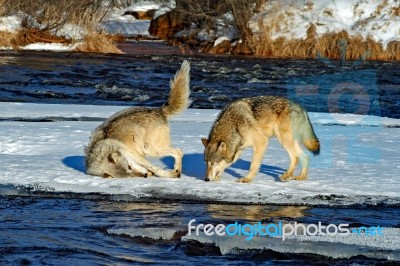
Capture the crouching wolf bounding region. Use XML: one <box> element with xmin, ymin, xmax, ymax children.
<box><xmin>201</xmin><ymin>96</ymin><xmax>320</xmax><ymax>183</ymax></box>
<box><xmin>85</xmin><ymin>60</ymin><xmax>190</xmax><ymax>178</ymax></box>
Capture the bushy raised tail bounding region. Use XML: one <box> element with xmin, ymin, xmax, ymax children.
<box><xmin>161</xmin><ymin>60</ymin><xmax>191</xmax><ymax>117</ymax></box>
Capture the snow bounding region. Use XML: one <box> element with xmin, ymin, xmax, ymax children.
<box><xmin>0</xmin><ymin>1</ymin><xmax>167</xmax><ymax>52</ymax></box>
<box><xmin>250</xmin><ymin>0</ymin><xmax>400</xmax><ymax>48</ymax></box>
<box><xmin>153</xmin><ymin>3</ymin><xmax>175</xmax><ymax>19</ymax></box>
<box><xmin>214</xmin><ymin>36</ymin><xmax>231</xmax><ymax>47</ymax></box>
<box><xmin>196</xmin><ymin>12</ymin><xmax>239</xmax><ymax>46</ymax></box>
<box><xmin>182</xmin><ymin>227</ymin><xmax>400</xmax><ymax>260</ymax></box>
<box><xmin>122</xmin><ymin>2</ymin><xmax>161</xmax><ymax>12</ymax></box>
<box><xmin>0</xmin><ymin>15</ymin><xmax>21</xmax><ymax>32</ymax></box>
<box><xmin>106</xmin><ymin>217</ymin><xmax>400</xmax><ymax>260</ymax></box>
<box><xmin>100</xmin><ymin>2</ymin><xmax>160</xmax><ymax>37</ymax></box>
<box><xmin>54</xmin><ymin>23</ymin><xmax>86</xmax><ymax>40</ymax></box>
<box><xmin>21</xmin><ymin>43</ymin><xmax>80</xmax><ymax>52</ymax></box>
<box><xmin>100</xmin><ymin>1</ymin><xmax>174</xmax><ymax>36</ymax></box>
<box><xmin>0</xmin><ymin>0</ymin><xmax>398</xmax><ymax>52</ymax></box>
<box><xmin>108</xmin><ymin>227</ymin><xmax>177</xmax><ymax>240</ymax></box>
<box><xmin>0</xmin><ymin>102</ymin><xmax>399</xmax><ymax>207</ymax></box>
<box><xmin>101</xmin><ymin>19</ymin><xmax>151</xmax><ymax>37</ymax></box>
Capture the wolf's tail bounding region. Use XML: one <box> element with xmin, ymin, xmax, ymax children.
<box><xmin>300</xmin><ymin>111</ymin><xmax>320</xmax><ymax>156</ymax></box>
<box><xmin>161</xmin><ymin>60</ymin><xmax>191</xmax><ymax>117</ymax></box>
<box><xmin>291</xmin><ymin>105</ymin><xmax>320</xmax><ymax>156</ymax></box>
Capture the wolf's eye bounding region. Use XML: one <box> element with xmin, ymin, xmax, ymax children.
<box><xmin>210</xmin><ymin>162</ymin><xmax>214</xmax><ymax>166</ymax></box>
<box><xmin>128</xmin><ymin>165</ymin><xmax>132</xmax><ymax>170</ymax></box>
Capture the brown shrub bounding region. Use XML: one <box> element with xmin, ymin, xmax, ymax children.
<box><xmin>149</xmin><ymin>11</ymin><xmax>185</xmax><ymax>40</ymax></box>
<box><xmin>13</xmin><ymin>28</ymin><xmax>70</xmax><ymax>46</ymax></box>
<box><xmin>0</xmin><ymin>31</ymin><xmax>18</xmax><ymax>48</ymax></box>
<box><xmin>386</xmin><ymin>41</ymin><xmax>400</xmax><ymax>60</ymax></box>
<box><xmin>0</xmin><ymin>0</ymin><xmax>123</xmax><ymax>54</ymax></box>
<box><xmin>75</xmin><ymin>31</ymin><xmax>123</xmax><ymax>54</ymax></box>
<box><xmin>392</xmin><ymin>5</ymin><xmax>400</xmax><ymax>16</ymax></box>
<box><xmin>247</xmin><ymin>21</ymin><xmax>397</xmax><ymax>61</ymax></box>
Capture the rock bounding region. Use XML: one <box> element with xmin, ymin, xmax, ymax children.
<box><xmin>208</xmin><ymin>39</ymin><xmax>232</xmax><ymax>54</ymax></box>
<box><xmin>232</xmin><ymin>42</ymin><xmax>253</xmax><ymax>55</ymax></box>
<box><xmin>149</xmin><ymin>11</ymin><xmax>185</xmax><ymax>40</ymax></box>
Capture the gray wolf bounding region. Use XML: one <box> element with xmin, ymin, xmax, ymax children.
<box><xmin>201</xmin><ymin>96</ymin><xmax>320</xmax><ymax>183</ymax></box>
<box><xmin>85</xmin><ymin>60</ymin><xmax>190</xmax><ymax>178</ymax></box>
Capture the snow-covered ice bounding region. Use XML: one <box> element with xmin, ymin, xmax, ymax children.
<box><xmin>182</xmin><ymin>227</ymin><xmax>400</xmax><ymax>260</ymax></box>
<box><xmin>106</xmin><ymin>219</ymin><xmax>400</xmax><ymax>260</ymax></box>
<box><xmin>0</xmin><ymin>102</ymin><xmax>399</xmax><ymax>206</ymax></box>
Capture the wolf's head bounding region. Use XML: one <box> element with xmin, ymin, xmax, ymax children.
<box><xmin>85</xmin><ymin>139</ymin><xmax>147</xmax><ymax>178</ymax></box>
<box><xmin>201</xmin><ymin>138</ymin><xmax>232</xmax><ymax>182</ymax></box>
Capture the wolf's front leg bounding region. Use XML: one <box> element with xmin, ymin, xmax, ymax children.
<box><xmin>238</xmin><ymin>138</ymin><xmax>268</xmax><ymax>183</ymax></box>
<box><xmin>135</xmin><ymin>157</ymin><xmax>180</xmax><ymax>178</ymax></box>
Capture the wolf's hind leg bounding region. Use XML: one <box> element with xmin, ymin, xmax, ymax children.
<box><xmin>294</xmin><ymin>141</ymin><xmax>309</xmax><ymax>181</ymax></box>
<box><xmin>146</xmin><ymin>146</ymin><xmax>183</xmax><ymax>178</ymax></box>
<box><xmin>173</xmin><ymin>148</ymin><xmax>183</xmax><ymax>175</ymax></box>
<box><xmin>280</xmin><ymin>149</ymin><xmax>298</xmax><ymax>181</ymax></box>
<box><xmin>166</xmin><ymin>147</ymin><xmax>183</xmax><ymax>174</ymax></box>
<box><xmin>276</xmin><ymin>134</ymin><xmax>298</xmax><ymax>182</ymax></box>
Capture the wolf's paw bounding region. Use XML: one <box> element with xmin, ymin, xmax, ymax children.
<box><xmin>143</xmin><ymin>171</ymin><xmax>155</xmax><ymax>178</ymax></box>
<box><xmin>146</xmin><ymin>171</ymin><xmax>154</xmax><ymax>177</ymax></box>
<box><xmin>172</xmin><ymin>169</ymin><xmax>181</xmax><ymax>178</ymax></box>
<box><xmin>237</xmin><ymin>177</ymin><xmax>252</xmax><ymax>183</ymax></box>
<box><xmin>294</xmin><ymin>175</ymin><xmax>307</xmax><ymax>181</ymax></box>
<box><xmin>280</xmin><ymin>173</ymin><xmax>294</xmax><ymax>182</ymax></box>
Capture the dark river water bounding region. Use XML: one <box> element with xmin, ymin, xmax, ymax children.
<box><xmin>0</xmin><ymin>49</ymin><xmax>399</xmax><ymax>118</ymax></box>
<box><xmin>1</xmin><ymin>190</ymin><xmax>399</xmax><ymax>265</ymax></box>
<box><xmin>0</xmin><ymin>47</ymin><xmax>399</xmax><ymax>265</ymax></box>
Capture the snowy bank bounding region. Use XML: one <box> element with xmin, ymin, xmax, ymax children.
<box><xmin>251</xmin><ymin>0</ymin><xmax>400</xmax><ymax>48</ymax></box>
<box><xmin>0</xmin><ymin>103</ymin><xmax>399</xmax><ymax>206</ymax></box>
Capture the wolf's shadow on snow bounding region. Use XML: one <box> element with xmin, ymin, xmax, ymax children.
<box><xmin>161</xmin><ymin>153</ymin><xmax>285</xmax><ymax>181</ymax></box>
<box><xmin>63</xmin><ymin>156</ymin><xmax>86</xmax><ymax>173</ymax></box>
<box><xmin>63</xmin><ymin>154</ymin><xmax>286</xmax><ymax>181</ymax></box>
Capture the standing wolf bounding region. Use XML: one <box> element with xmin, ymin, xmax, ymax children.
<box><xmin>202</xmin><ymin>96</ymin><xmax>320</xmax><ymax>183</ymax></box>
<box><xmin>85</xmin><ymin>60</ymin><xmax>190</xmax><ymax>178</ymax></box>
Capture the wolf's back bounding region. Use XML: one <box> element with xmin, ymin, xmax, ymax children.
<box><xmin>161</xmin><ymin>60</ymin><xmax>191</xmax><ymax>117</ymax></box>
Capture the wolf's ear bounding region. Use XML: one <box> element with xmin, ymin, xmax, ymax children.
<box><xmin>201</xmin><ymin>138</ymin><xmax>209</xmax><ymax>146</ymax></box>
<box><xmin>217</xmin><ymin>141</ymin><xmax>226</xmax><ymax>152</ymax></box>
<box><xmin>108</xmin><ymin>152</ymin><xmax>119</xmax><ymax>164</ymax></box>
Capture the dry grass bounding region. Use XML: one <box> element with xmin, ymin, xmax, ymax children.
<box><xmin>392</xmin><ymin>5</ymin><xmax>400</xmax><ymax>16</ymax></box>
<box><xmin>248</xmin><ymin>22</ymin><xmax>399</xmax><ymax>61</ymax></box>
<box><xmin>244</xmin><ymin>0</ymin><xmax>399</xmax><ymax>61</ymax></box>
<box><xmin>386</xmin><ymin>41</ymin><xmax>400</xmax><ymax>60</ymax></box>
<box><xmin>0</xmin><ymin>0</ymin><xmax>123</xmax><ymax>54</ymax></box>
<box><xmin>0</xmin><ymin>28</ymin><xmax>71</xmax><ymax>50</ymax></box>
<box><xmin>0</xmin><ymin>31</ymin><xmax>18</xmax><ymax>48</ymax></box>
<box><xmin>75</xmin><ymin>31</ymin><xmax>123</xmax><ymax>54</ymax></box>
<box><xmin>14</xmin><ymin>28</ymin><xmax>71</xmax><ymax>46</ymax></box>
